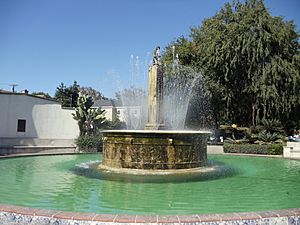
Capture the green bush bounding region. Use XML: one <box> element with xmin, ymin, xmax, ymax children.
<box><xmin>224</xmin><ymin>143</ymin><xmax>283</xmax><ymax>155</ymax></box>
<box><xmin>75</xmin><ymin>133</ymin><xmax>103</xmax><ymax>152</ymax></box>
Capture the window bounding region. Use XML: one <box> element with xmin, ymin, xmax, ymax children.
<box><xmin>17</xmin><ymin>119</ymin><xmax>26</xmax><ymax>132</ymax></box>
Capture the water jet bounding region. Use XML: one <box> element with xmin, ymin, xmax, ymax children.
<box><xmin>101</xmin><ymin>47</ymin><xmax>211</xmax><ymax>172</ymax></box>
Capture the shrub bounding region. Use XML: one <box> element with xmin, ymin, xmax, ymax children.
<box><xmin>75</xmin><ymin>133</ymin><xmax>103</xmax><ymax>152</ymax></box>
<box><xmin>224</xmin><ymin>143</ymin><xmax>283</xmax><ymax>155</ymax></box>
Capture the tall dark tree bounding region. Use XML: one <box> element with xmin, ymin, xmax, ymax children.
<box><xmin>54</xmin><ymin>82</ymin><xmax>70</xmax><ymax>107</ymax></box>
<box><xmin>70</xmin><ymin>81</ymin><xmax>80</xmax><ymax>107</ymax></box>
<box><xmin>163</xmin><ymin>0</ymin><xmax>300</xmax><ymax>131</ymax></box>
<box><xmin>54</xmin><ymin>81</ymin><xmax>80</xmax><ymax>107</ymax></box>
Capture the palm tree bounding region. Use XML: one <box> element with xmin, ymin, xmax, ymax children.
<box><xmin>72</xmin><ymin>94</ymin><xmax>106</xmax><ymax>136</ymax></box>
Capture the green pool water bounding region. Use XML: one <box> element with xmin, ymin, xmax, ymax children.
<box><xmin>0</xmin><ymin>154</ymin><xmax>299</xmax><ymax>215</ymax></box>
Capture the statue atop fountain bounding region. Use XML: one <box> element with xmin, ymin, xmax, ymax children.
<box><xmin>145</xmin><ymin>46</ymin><xmax>165</xmax><ymax>130</ymax></box>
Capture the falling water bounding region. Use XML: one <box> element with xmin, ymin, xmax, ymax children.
<box><xmin>119</xmin><ymin>52</ymin><xmax>206</xmax><ymax>130</ymax></box>
<box><xmin>163</xmin><ymin>65</ymin><xmax>202</xmax><ymax>129</ymax></box>
<box><xmin>118</xmin><ymin>54</ymin><xmax>148</xmax><ymax>129</ymax></box>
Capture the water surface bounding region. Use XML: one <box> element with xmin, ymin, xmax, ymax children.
<box><xmin>0</xmin><ymin>154</ymin><xmax>299</xmax><ymax>215</ymax></box>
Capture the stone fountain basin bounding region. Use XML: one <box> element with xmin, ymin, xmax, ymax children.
<box><xmin>101</xmin><ymin>130</ymin><xmax>211</xmax><ymax>170</ymax></box>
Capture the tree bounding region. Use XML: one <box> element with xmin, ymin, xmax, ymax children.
<box><xmin>115</xmin><ymin>86</ymin><xmax>146</xmax><ymax>106</ymax></box>
<box><xmin>163</xmin><ymin>0</ymin><xmax>300</xmax><ymax>131</ymax></box>
<box><xmin>54</xmin><ymin>81</ymin><xmax>80</xmax><ymax>107</ymax></box>
<box><xmin>70</xmin><ymin>81</ymin><xmax>80</xmax><ymax>107</ymax></box>
<box><xmin>31</xmin><ymin>92</ymin><xmax>53</xmax><ymax>99</ymax></box>
<box><xmin>79</xmin><ymin>86</ymin><xmax>106</xmax><ymax>100</ymax></box>
<box><xmin>72</xmin><ymin>94</ymin><xmax>106</xmax><ymax>136</ymax></box>
<box><xmin>162</xmin><ymin>36</ymin><xmax>198</xmax><ymax>67</ymax></box>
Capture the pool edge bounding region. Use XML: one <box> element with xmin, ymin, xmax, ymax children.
<box><xmin>0</xmin><ymin>204</ymin><xmax>299</xmax><ymax>224</ymax></box>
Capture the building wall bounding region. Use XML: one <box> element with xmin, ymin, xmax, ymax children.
<box><xmin>116</xmin><ymin>106</ymin><xmax>141</xmax><ymax>122</ymax></box>
<box><xmin>0</xmin><ymin>93</ymin><xmax>79</xmax><ymax>146</ymax></box>
<box><xmin>99</xmin><ymin>106</ymin><xmax>115</xmax><ymax>121</ymax></box>
<box><xmin>116</xmin><ymin>107</ymin><xmax>127</xmax><ymax>122</ymax></box>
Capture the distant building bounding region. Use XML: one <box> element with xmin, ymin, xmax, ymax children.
<box><xmin>0</xmin><ymin>91</ymin><xmax>79</xmax><ymax>148</ymax></box>
<box><xmin>93</xmin><ymin>99</ymin><xmax>141</xmax><ymax>125</ymax></box>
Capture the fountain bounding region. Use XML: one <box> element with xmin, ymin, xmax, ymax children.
<box><xmin>100</xmin><ymin>47</ymin><xmax>211</xmax><ymax>171</ymax></box>
<box><xmin>0</xmin><ymin>47</ymin><xmax>299</xmax><ymax>224</ymax></box>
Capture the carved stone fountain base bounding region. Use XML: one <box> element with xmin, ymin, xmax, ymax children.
<box><xmin>101</xmin><ymin>130</ymin><xmax>211</xmax><ymax>170</ymax></box>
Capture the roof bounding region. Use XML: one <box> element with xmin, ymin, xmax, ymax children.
<box><xmin>0</xmin><ymin>91</ymin><xmax>59</xmax><ymax>103</ymax></box>
<box><xmin>93</xmin><ymin>99</ymin><xmax>141</xmax><ymax>108</ymax></box>
<box><xmin>93</xmin><ymin>99</ymin><xmax>115</xmax><ymax>107</ymax></box>
<box><xmin>113</xmin><ymin>99</ymin><xmax>123</xmax><ymax>107</ymax></box>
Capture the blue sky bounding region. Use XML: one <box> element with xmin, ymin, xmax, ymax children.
<box><xmin>0</xmin><ymin>0</ymin><xmax>299</xmax><ymax>98</ymax></box>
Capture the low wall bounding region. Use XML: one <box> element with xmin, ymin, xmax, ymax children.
<box><xmin>0</xmin><ymin>204</ymin><xmax>299</xmax><ymax>225</ymax></box>
<box><xmin>284</xmin><ymin>142</ymin><xmax>300</xmax><ymax>159</ymax></box>
<box><xmin>0</xmin><ymin>137</ymin><xmax>76</xmax><ymax>147</ymax></box>
<box><xmin>207</xmin><ymin>145</ymin><xmax>224</xmax><ymax>154</ymax></box>
<box><xmin>0</xmin><ymin>146</ymin><xmax>76</xmax><ymax>155</ymax></box>
<box><xmin>0</xmin><ymin>138</ymin><xmax>76</xmax><ymax>155</ymax></box>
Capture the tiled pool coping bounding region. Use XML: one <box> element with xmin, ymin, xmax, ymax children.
<box><xmin>0</xmin><ymin>204</ymin><xmax>300</xmax><ymax>224</ymax></box>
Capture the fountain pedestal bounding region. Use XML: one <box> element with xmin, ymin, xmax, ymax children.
<box><xmin>144</xmin><ymin>64</ymin><xmax>165</xmax><ymax>130</ymax></box>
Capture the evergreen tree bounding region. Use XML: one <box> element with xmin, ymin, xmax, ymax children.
<box><xmin>54</xmin><ymin>81</ymin><xmax>80</xmax><ymax>107</ymax></box>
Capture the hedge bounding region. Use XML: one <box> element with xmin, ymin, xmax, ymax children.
<box><xmin>75</xmin><ymin>134</ymin><xmax>103</xmax><ymax>152</ymax></box>
<box><xmin>224</xmin><ymin>143</ymin><xmax>283</xmax><ymax>155</ymax></box>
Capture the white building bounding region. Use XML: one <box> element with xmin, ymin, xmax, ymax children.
<box><xmin>0</xmin><ymin>92</ymin><xmax>140</xmax><ymax>148</ymax></box>
<box><xmin>93</xmin><ymin>99</ymin><xmax>141</xmax><ymax>125</ymax></box>
<box><xmin>0</xmin><ymin>92</ymin><xmax>79</xmax><ymax>148</ymax></box>
<box><xmin>115</xmin><ymin>106</ymin><xmax>141</xmax><ymax>123</ymax></box>
<box><xmin>93</xmin><ymin>99</ymin><xmax>116</xmax><ymax>121</ymax></box>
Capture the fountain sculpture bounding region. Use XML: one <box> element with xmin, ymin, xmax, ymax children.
<box><xmin>100</xmin><ymin>47</ymin><xmax>211</xmax><ymax>171</ymax></box>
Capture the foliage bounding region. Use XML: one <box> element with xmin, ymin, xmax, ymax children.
<box><xmin>255</xmin><ymin>130</ymin><xmax>282</xmax><ymax>142</ymax></box>
<box><xmin>249</xmin><ymin>118</ymin><xmax>285</xmax><ymax>142</ymax></box>
<box><xmin>54</xmin><ymin>81</ymin><xmax>80</xmax><ymax>107</ymax></box>
<box><xmin>72</xmin><ymin>94</ymin><xmax>106</xmax><ymax>136</ymax></box>
<box><xmin>31</xmin><ymin>92</ymin><xmax>53</xmax><ymax>100</ymax></box>
<box><xmin>224</xmin><ymin>143</ymin><xmax>283</xmax><ymax>155</ymax></box>
<box><xmin>54</xmin><ymin>82</ymin><xmax>107</xmax><ymax>108</ymax></box>
<box><xmin>79</xmin><ymin>86</ymin><xmax>106</xmax><ymax>100</ymax></box>
<box><xmin>162</xmin><ymin>36</ymin><xmax>198</xmax><ymax>66</ymax></box>
<box><xmin>220</xmin><ymin>124</ymin><xmax>250</xmax><ymax>141</ymax></box>
<box><xmin>115</xmin><ymin>86</ymin><xmax>146</xmax><ymax>106</ymax></box>
<box><xmin>221</xmin><ymin>118</ymin><xmax>285</xmax><ymax>143</ymax></box>
<box><xmin>257</xmin><ymin>118</ymin><xmax>284</xmax><ymax>134</ymax></box>
<box><xmin>162</xmin><ymin>0</ymin><xmax>300</xmax><ymax>132</ymax></box>
<box><xmin>103</xmin><ymin>117</ymin><xmax>127</xmax><ymax>130</ymax></box>
<box><xmin>75</xmin><ymin>132</ymin><xmax>103</xmax><ymax>152</ymax></box>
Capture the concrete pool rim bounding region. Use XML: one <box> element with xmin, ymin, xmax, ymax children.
<box><xmin>0</xmin><ymin>152</ymin><xmax>299</xmax><ymax>224</ymax></box>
